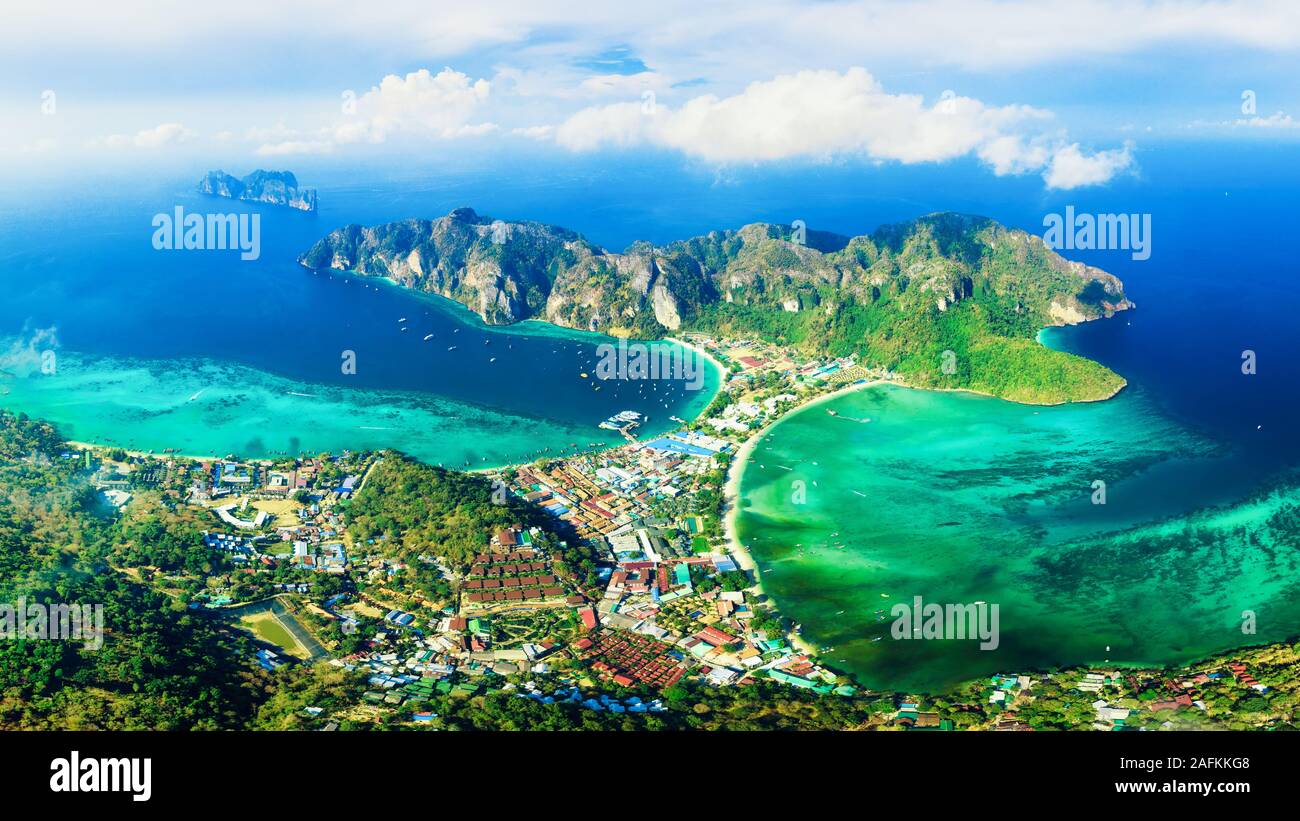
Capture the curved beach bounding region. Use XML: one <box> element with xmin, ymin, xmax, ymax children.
<box><xmin>720</xmin><ymin>378</ymin><xmax>886</xmax><ymax>659</ymax></box>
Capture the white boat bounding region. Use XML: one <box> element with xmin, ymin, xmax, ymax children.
<box><xmin>598</xmin><ymin>410</ymin><xmax>644</xmax><ymax>430</ymax></box>
<box><xmin>423</xmin><ymin>334</ymin><xmax>434</xmax><ymax>341</ymax></box>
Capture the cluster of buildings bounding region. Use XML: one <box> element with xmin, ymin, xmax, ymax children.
<box><xmin>585</xmin><ymin>547</ymin><xmax>848</xmax><ymax>694</ymax></box>
<box><xmin>294</xmin><ymin>541</ymin><xmax>347</xmax><ymax>573</ymax></box>
<box><xmin>461</xmin><ymin>529</ymin><xmax>567</xmax><ymax>606</ymax></box>
<box><xmin>328</xmin><ymin>599</ymin><xmax>567</xmax><ymax>710</ymax></box>
<box><xmin>188</xmin><ymin>455</ymin><xmax>362</xmax><ymax>504</ymax></box>
<box><xmin>497</xmin><ymin>432</ymin><xmax>727</xmax><ymax>545</ymax></box>
<box><xmin>513</xmin><ymin>684</ymin><xmax>666</xmax><ymax>714</ymax></box>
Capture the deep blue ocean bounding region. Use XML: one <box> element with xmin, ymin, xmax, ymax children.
<box><xmin>0</xmin><ymin>141</ymin><xmax>1296</xmax><ymax>480</ymax></box>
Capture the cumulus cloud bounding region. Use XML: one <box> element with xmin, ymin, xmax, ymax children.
<box><xmin>253</xmin><ymin>68</ymin><xmax>495</xmax><ymax>155</ymax></box>
<box><xmin>977</xmin><ymin>135</ymin><xmax>1051</xmax><ymax>176</ymax></box>
<box><xmin>553</xmin><ymin>67</ymin><xmax>1133</xmax><ymax>188</ymax></box>
<box><xmin>94</xmin><ymin>122</ymin><xmax>195</xmax><ymax>148</ymax></box>
<box><xmin>345</xmin><ymin>67</ymin><xmax>493</xmax><ymax>141</ymax></box>
<box><xmin>8</xmin><ymin>1</ymin><xmax>1300</xmax><ymax>82</ymax></box>
<box><xmin>1042</xmin><ymin>142</ymin><xmax>1135</xmax><ymax>189</ymax></box>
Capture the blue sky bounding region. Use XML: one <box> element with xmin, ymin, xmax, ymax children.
<box><xmin>4</xmin><ymin>0</ymin><xmax>1300</xmax><ymax>187</ymax></box>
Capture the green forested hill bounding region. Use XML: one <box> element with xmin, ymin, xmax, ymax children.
<box><xmin>303</xmin><ymin>210</ymin><xmax>1130</xmax><ymax>403</ymax></box>
<box><xmin>343</xmin><ymin>453</ymin><xmax>601</xmax><ymax>589</ymax></box>
<box><xmin>0</xmin><ymin>411</ymin><xmax>263</xmax><ymax>730</ymax></box>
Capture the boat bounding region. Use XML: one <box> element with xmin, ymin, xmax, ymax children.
<box><xmin>598</xmin><ymin>410</ymin><xmax>644</xmax><ymax>430</ymax></box>
<box><xmin>423</xmin><ymin>334</ymin><xmax>434</xmax><ymax>341</ymax></box>
<box><xmin>447</xmin><ymin>346</ymin><xmax>458</xmax><ymax>351</ymax></box>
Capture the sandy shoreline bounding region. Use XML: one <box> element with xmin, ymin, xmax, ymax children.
<box><xmin>720</xmin><ymin>377</ymin><xmax>887</xmax><ymax>659</ymax></box>
<box><xmin>67</xmin><ymin>440</ymin><xmax>228</xmax><ymax>463</ymax></box>
<box><xmin>665</xmin><ymin>335</ymin><xmax>729</xmax><ymax>387</ymax></box>
<box><xmin>61</xmin><ymin>337</ymin><xmax>731</xmax><ymax>474</ymax></box>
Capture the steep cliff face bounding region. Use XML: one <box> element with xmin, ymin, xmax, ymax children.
<box><xmin>198</xmin><ymin>170</ymin><xmax>318</xmax><ymax>212</ymax></box>
<box><xmin>300</xmin><ymin>208</ymin><xmax>1130</xmax><ymax>352</ymax></box>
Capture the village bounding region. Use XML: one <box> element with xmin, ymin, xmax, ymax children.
<box><xmin>71</xmin><ymin>334</ymin><xmax>1296</xmax><ymax>731</ymax></box>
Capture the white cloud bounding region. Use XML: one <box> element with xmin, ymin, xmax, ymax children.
<box><xmin>579</xmin><ymin>71</ymin><xmax>670</xmax><ymax>97</ymax></box>
<box><xmin>977</xmin><ymin>135</ymin><xmax>1052</xmax><ymax>176</ymax></box>
<box><xmin>9</xmin><ymin>2</ymin><xmax>1300</xmax><ymax>167</ymax></box>
<box><xmin>1184</xmin><ymin>110</ymin><xmax>1300</xmax><ymax>132</ymax></box>
<box><xmin>94</xmin><ymin>122</ymin><xmax>195</xmax><ymax>148</ymax></box>
<box><xmin>6</xmin><ymin>1</ymin><xmax>1300</xmax><ymax>77</ymax></box>
<box><xmin>511</xmin><ymin>124</ymin><xmax>555</xmax><ymax>139</ymax></box>
<box><xmin>253</xmin><ymin>67</ymin><xmax>495</xmax><ymax>155</ymax></box>
<box><xmin>1043</xmin><ymin>142</ymin><xmax>1135</xmax><ymax>189</ymax></box>
<box><xmin>444</xmin><ymin>122</ymin><xmax>500</xmax><ymax>137</ymax></box>
<box><xmin>554</xmin><ymin>68</ymin><xmax>1133</xmax><ymax>187</ymax></box>
<box><xmin>256</xmin><ymin>139</ymin><xmax>335</xmax><ymax>156</ymax></box>
<box><xmin>1234</xmin><ymin>111</ymin><xmax>1298</xmax><ymax>128</ymax></box>
<box><xmin>347</xmin><ymin>67</ymin><xmax>493</xmax><ymax>141</ymax></box>
<box><xmin>0</xmin><ymin>324</ymin><xmax>59</xmax><ymax>378</ymax></box>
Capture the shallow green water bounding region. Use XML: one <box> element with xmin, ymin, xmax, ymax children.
<box><xmin>0</xmin><ymin>344</ymin><xmax>718</xmax><ymax>468</ymax></box>
<box><xmin>736</xmin><ymin>383</ymin><xmax>1300</xmax><ymax>692</ymax></box>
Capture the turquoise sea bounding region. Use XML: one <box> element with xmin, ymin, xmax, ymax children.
<box><xmin>726</xmin><ymin>142</ymin><xmax>1300</xmax><ymax>691</ymax></box>
<box><xmin>0</xmin><ymin>174</ymin><xmax>719</xmax><ymax>465</ymax></box>
<box><xmin>736</xmin><ymin>381</ymin><xmax>1300</xmax><ymax>692</ymax></box>
<box><xmin>3</xmin><ymin>146</ymin><xmax>1298</xmax><ymax>692</ymax></box>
